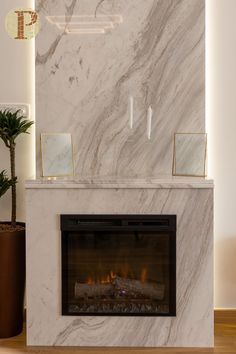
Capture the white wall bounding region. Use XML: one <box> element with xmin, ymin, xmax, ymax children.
<box><xmin>0</xmin><ymin>0</ymin><xmax>235</xmax><ymax>308</ymax></box>
<box><xmin>207</xmin><ymin>0</ymin><xmax>236</xmax><ymax>308</ymax></box>
<box><xmin>0</xmin><ymin>0</ymin><xmax>35</xmax><ymax>222</ymax></box>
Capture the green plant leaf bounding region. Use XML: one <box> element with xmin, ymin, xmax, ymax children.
<box><xmin>0</xmin><ymin>109</ymin><xmax>34</xmax><ymax>147</ymax></box>
<box><xmin>0</xmin><ymin>109</ymin><xmax>34</xmax><ymax>225</ymax></box>
<box><xmin>0</xmin><ymin>170</ymin><xmax>17</xmax><ymax>198</ymax></box>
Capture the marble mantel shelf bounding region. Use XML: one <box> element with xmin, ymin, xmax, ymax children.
<box><xmin>25</xmin><ymin>177</ymin><xmax>214</xmax><ymax>189</ymax></box>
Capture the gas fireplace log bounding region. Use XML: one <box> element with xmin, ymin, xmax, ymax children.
<box><xmin>75</xmin><ymin>282</ymin><xmax>114</xmax><ymax>299</ymax></box>
<box><xmin>75</xmin><ymin>277</ymin><xmax>165</xmax><ymax>300</ymax></box>
<box><xmin>114</xmin><ymin>276</ymin><xmax>165</xmax><ymax>300</ymax></box>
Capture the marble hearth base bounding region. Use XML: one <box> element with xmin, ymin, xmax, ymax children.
<box><xmin>26</xmin><ymin>178</ymin><xmax>213</xmax><ymax>347</ymax></box>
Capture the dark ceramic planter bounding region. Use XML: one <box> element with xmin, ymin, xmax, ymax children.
<box><xmin>0</xmin><ymin>222</ymin><xmax>25</xmax><ymax>338</ymax></box>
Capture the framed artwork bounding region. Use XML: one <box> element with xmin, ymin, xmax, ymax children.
<box><xmin>41</xmin><ymin>133</ymin><xmax>74</xmax><ymax>177</ymax></box>
<box><xmin>172</xmin><ymin>133</ymin><xmax>207</xmax><ymax>177</ymax></box>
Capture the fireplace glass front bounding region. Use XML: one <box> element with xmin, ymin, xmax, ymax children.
<box><xmin>61</xmin><ymin>215</ymin><xmax>176</xmax><ymax>316</ymax></box>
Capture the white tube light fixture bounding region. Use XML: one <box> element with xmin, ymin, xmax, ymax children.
<box><xmin>66</xmin><ymin>28</ymin><xmax>105</xmax><ymax>34</ymax></box>
<box><xmin>129</xmin><ymin>96</ymin><xmax>134</xmax><ymax>129</ymax></box>
<box><xmin>147</xmin><ymin>106</ymin><xmax>153</xmax><ymax>140</ymax></box>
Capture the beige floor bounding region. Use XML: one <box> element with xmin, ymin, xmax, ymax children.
<box><xmin>0</xmin><ymin>311</ymin><xmax>235</xmax><ymax>354</ymax></box>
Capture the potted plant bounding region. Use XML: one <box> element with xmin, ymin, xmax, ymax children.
<box><xmin>0</xmin><ymin>109</ymin><xmax>34</xmax><ymax>338</ymax></box>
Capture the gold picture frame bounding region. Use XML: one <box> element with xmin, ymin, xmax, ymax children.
<box><xmin>172</xmin><ymin>133</ymin><xmax>207</xmax><ymax>177</ymax></box>
<box><xmin>41</xmin><ymin>133</ymin><xmax>74</xmax><ymax>177</ymax></box>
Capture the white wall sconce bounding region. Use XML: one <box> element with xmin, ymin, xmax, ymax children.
<box><xmin>46</xmin><ymin>15</ymin><xmax>123</xmax><ymax>35</ymax></box>
<box><xmin>129</xmin><ymin>96</ymin><xmax>134</xmax><ymax>129</ymax></box>
<box><xmin>147</xmin><ymin>106</ymin><xmax>153</xmax><ymax>140</ymax></box>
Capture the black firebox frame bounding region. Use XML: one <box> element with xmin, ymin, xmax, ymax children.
<box><xmin>61</xmin><ymin>214</ymin><xmax>176</xmax><ymax>317</ymax></box>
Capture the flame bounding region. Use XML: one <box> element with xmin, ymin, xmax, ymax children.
<box><xmin>86</xmin><ymin>271</ymin><xmax>117</xmax><ymax>285</ymax></box>
<box><xmin>87</xmin><ymin>276</ymin><xmax>95</xmax><ymax>285</ymax></box>
<box><xmin>85</xmin><ymin>267</ymin><xmax>148</xmax><ymax>284</ymax></box>
<box><xmin>110</xmin><ymin>270</ymin><xmax>116</xmax><ymax>279</ymax></box>
<box><xmin>140</xmin><ymin>267</ymin><xmax>148</xmax><ymax>283</ymax></box>
<box><xmin>100</xmin><ymin>273</ymin><xmax>112</xmax><ymax>284</ymax></box>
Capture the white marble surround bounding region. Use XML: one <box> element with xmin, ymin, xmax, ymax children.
<box><xmin>26</xmin><ymin>176</ymin><xmax>213</xmax><ymax>189</ymax></box>
<box><xmin>36</xmin><ymin>0</ymin><xmax>205</xmax><ymax>178</ymax></box>
<box><xmin>26</xmin><ymin>178</ymin><xmax>213</xmax><ymax>347</ymax></box>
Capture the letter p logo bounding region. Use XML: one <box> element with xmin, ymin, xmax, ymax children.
<box><xmin>5</xmin><ymin>9</ymin><xmax>40</xmax><ymax>40</ymax></box>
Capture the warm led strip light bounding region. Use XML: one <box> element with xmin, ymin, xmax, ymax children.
<box><xmin>57</xmin><ymin>22</ymin><xmax>115</xmax><ymax>29</ymax></box>
<box><xmin>66</xmin><ymin>28</ymin><xmax>106</xmax><ymax>34</ymax></box>
<box><xmin>46</xmin><ymin>15</ymin><xmax>123</xmax><ymax>34</ymax></box>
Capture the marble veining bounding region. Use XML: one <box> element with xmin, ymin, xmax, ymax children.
<box><xmin>36</xmin><ymin>0</ymin><xmax>205</xmax><ymax>177</ymax></box>
<box><xmin>26</xmin><ymin>186</ymin><xmax>213</xmax><ymax>347</ymax></box>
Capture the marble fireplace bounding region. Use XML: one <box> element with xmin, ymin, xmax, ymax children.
<box><xmin>26</xmin><ymin>178</ymin><xmax>213</xmax><ymax>347</ymax></box>
<box><xmin>25</xmin><ymin>0</ymin><xmax>213</xmax><ymax>348</ymax></box>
